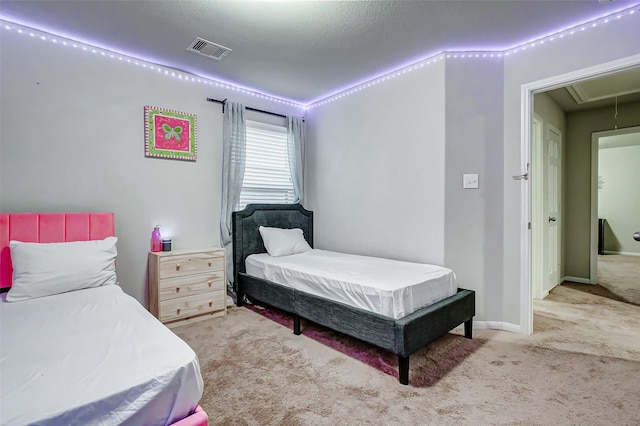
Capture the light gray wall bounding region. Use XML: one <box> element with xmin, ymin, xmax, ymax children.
<box><xmin>305</xmin><ymin>61</ymin><xmax>447</xmax><ymax>265</ymax></box>
<box><xmin>533</xmin><ymin>93</ymin><xmax>566</xmax><ymax>277</ymax></box>
<box><xmin>444</xmin><ymin>59</ymin><xmax>504</xmax><ymax>322</ymax></box>
<box><xmin>564</xmin><ymin>101</ymin><xmax>640</xmax><ymax>277</ymax></box>
<box><xmin>502</xmin><ymin>17</ymin><xmax>640</xmax><ymax>325</ymax></box>
<box><xmin>306</xmin><ymin>57</ymin><xmax>506</xmax><ymax>322</ymax></box>
<box><xmin>598</xmin><ymin>138</ymin><xmax>640</xmax><ymax>255</ymax></box>
<box><xmin>0</xmin><ymin>30</ymin><xmax>302</xmax><ymax>306</ymax></box>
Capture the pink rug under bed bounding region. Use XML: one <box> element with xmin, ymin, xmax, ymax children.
<box><xmin>244</xmin><ymin>303</ymin><xmax>483</xmax><ymax>387</ymax></box>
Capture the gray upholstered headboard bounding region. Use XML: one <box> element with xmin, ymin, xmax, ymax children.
<box><xmin>232</xmin><ymin>204</ymin><xmax>313</xmax><ymax>286</ymax></box>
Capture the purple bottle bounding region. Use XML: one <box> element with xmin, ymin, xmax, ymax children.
<box><xmin>151</xmin><ymin>226</ymin><xmax>162</xmax><ymax>252</ymax></box>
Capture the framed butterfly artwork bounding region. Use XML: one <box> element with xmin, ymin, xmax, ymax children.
<box><xmin>144</xmin><ymin>105</ymin><xmax>197</xmax><ymax>161</ymax></box>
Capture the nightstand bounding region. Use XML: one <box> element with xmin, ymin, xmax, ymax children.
<box><xmin>149</xmin><ymin>248</ymin><xmax>226</xmax><ymax>328</ymax></box>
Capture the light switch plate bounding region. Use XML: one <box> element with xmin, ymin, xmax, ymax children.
<box><xmin>463</xmin><ymin>173</ymin><xmax>479</xmax><ymax>189</ymax></box>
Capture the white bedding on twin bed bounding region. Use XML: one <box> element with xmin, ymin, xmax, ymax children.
<box><xmin>246</xmin><ymin>249</ymin><xmax>457</xmax><ymax>320</ymax></box>
<box><xmin>0</xmin><ymin>284</ymin><xmax>203</xmax><ymax>426</ymax></box>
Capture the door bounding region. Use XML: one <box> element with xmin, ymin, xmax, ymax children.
<box><xmin>545</xmin><ymin>127</ymin><xmax>561</xmax><ymax>294</ymax></box>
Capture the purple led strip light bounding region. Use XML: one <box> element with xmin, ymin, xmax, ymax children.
<box><xmin>306</xmin><ymin>4</ymin><xmax>640</xmax><ymax>108</ymax></box>
<box><xmin>0</xmin><ymin>18</ymin><xmax>303</xmax><ymax>109</ymax></box>
<box><xmin>2</xmin><ymin>3</ymin><xmax>639</xmax><ymax>109</ymax></box>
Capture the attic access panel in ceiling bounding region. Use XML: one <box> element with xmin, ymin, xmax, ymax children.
<box><xmin>566</xmin><ymin>67</ymin><xmax>640</xmax><ymax>104</ymax></box>
<box><xmin>544</xmin><ymin>66</ymin><xmax>640</xmax><ymax>112</ymax></box>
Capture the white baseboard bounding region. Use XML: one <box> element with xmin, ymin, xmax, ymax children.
<box><xmin>602</xmin><ymin>250</ymin><xmax>640</xmax><ymax>257</ymax></box>
<box><xmin>454</xmin><ymin>321</ymin><xmax>521</xmax><ymax>334</ymax></box>
<box><xmin>475</xmin><ymin>321</ymin><xmax>521</xmax><ymax>333</ymax></box>
<box><xmin>562</xmin><ymin>276</ymin><xmax>592</xmax><ymax>284</ymax></box>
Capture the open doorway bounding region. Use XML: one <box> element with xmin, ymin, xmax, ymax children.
<box><xmin>521</xmin><ymin>57</ymin><xmax>640</xmax><ymax>334</ymax></box>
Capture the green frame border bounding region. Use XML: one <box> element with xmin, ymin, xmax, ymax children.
<box><xmin>144</xmin><ymin>105</ymin><xmax>197</xmax><ymax>161</ymax></box>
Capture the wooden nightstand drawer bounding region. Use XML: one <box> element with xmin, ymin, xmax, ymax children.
<box><xmin>158</xmin><ymin>251</ymin><xmax>224</xmax><ymax>279</ymax></box>
<box><xmin>159</xmin><ymin>273</ymin><xmax>224</xmax><ymax>301</ymax></box>
<box><xmin>149</xmin><ymin>248</ymin><xmax>227</xmax><ymax>326</ymax></box>
<box><xmin>159</xmin><ymin>291</ymin><xmax>225</xmax><ymax>323</ymax></box>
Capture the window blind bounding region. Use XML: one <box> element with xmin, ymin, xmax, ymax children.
<box><xmin>238</xmin><ymin>120</ymin><xmax>295</xmax><ymax>209</ymax></box>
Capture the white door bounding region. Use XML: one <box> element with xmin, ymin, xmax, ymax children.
<box><xmin>545</xmin><ymin>127</ymin><xmax>561</xmax><ymax>294</ymax></box>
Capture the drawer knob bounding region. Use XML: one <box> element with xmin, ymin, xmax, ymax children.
<box><xmin>209</xmin><ymin>302</ymin><xmax>213</xmax><ymax>307</ymax></box>
<box><xmin>176</xmin><ymin>264</ymin><xmax>181</xmax><ymax>271</ymax></box>
<box><xmin>208</xmin><ymin>261</ymin><xmax>212</xmax><ymax>267</ymax></box>
<box><xmin>176</xmin><ymin>287</ymin><xmax>180</xmax><ymax>293</ymax></box>
<box><xmin>176</xmin><ymin>308</ymin><xmax>181</xmax><ymax>315</ymax></box>
<box><xmin>208</xmin><ymin>281</ymin><xmax>212</xmax><ymax>287</ymax></box>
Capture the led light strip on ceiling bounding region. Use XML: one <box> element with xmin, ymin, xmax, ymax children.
<box><xmin>1</xmin><ymin>3</ymin><xmax>638</xmax><ymax>110</ymax></box>
<box><xmin>307</xmin><ymin>4</ymin><xmax>640</xmax><ymax>108</ymax></box>
<box><xmin>0</xmin><ymin>20</ymin><xmax>302</xmax><ymax>109</ymax></box>
<box><xmin>504</xmin><ymin>6</ymin><xmax>637</xmax><ymax>57</ymax></box>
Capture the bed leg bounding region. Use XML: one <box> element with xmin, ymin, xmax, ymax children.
<box><xmin>464</xmin><ymin>318</ymin><xmax>473</xmax><ymax>339</ymax></box>
<box><xmin>293</xmin><ymin>315</ymin><xmax>301</xmax><ymax>335</ymax></box>
<box><xmin>236</xmin><ymin>291</ymin><xmax>244</xmax><ymax>307</ymax></box>
<box><xmin>398</xmin><ymin>356</ymin><xmax>409</xmax><ymax>385</ymax></box>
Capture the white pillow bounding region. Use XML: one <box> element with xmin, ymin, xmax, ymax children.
<box><xmin>6</xmin><ymin>237</ymin><xmax>118</xmax><ymax>302</ymax></box>
<box><xmin>259</xmin><ymin>226</ymin><xmax>311</xmax><ymax>257</ymax></box>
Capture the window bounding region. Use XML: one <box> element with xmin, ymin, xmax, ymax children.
<box><xmin>238</xmin><ymin>120</ymin><xmax>295</xmax><ymax>209</ymax></box>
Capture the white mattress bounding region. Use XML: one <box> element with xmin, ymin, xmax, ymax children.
<box><xmin>0</xmin><ymin>285</ymin><xmax>203</xmax><ymax>426</ymax></box>
<box><xmin>246</xmin><ymin>249</ymin><xmax>457</xmax><ymax>319</ymax></box>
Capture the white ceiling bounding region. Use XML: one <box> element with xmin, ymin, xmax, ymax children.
<box><xmin>0</xmin><ymin>1</ymin><xmax>637</xmax><ymax>104</ymax></box>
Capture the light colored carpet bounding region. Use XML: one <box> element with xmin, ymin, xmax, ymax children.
<box><xmin>173</xmin><ymin>285</ymin><xmax>640</xmax><ymax>425</ymax></box>
<box><xmin>598</xmin><ymin>254</ymin><xmax>640</xmax><ymax>305</ymax></box>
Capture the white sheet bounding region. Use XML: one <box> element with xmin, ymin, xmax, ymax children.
<box><xmin>246</xmin><ymin>249</ymin><xmax>457</xmax><ymax>319</ymax></box>
<box><xmin>0</xmin><ymin>285</ymin><xmax>203</xmax><ymax>426</ymax></box>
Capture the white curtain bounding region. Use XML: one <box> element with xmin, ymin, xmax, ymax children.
<box><xmin>220</xmin><ymin>101</ymin><xmax>246</xmax><ymax>284</ymax></box>
<box><xmin>286</xmin><ymin>116</ymin><xmax>305</xmax><ymax>204</ymax></box>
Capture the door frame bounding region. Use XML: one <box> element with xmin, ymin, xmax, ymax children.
<box><xmin>519</xmin><ymin>53</ymin><xmax>640</xmax><ymax>335</ymax></box>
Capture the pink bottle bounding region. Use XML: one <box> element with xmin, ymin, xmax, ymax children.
<box><xmin>151</xmin><ymin>225</ymin><xmax>162</xmax><ymax>252</ymax></box>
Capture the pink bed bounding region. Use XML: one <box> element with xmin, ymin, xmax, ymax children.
<box><xmin>0</xmin><ymin>212</ymin><xmax>208</xmax><ymax>426</ymax></box>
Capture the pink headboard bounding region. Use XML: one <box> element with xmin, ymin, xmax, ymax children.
<box><xmin>0</xmin><ymin>212</ymin><xmax>115</xmax><ymax>290</ymax></box>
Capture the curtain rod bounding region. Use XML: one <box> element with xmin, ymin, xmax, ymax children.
<box><xmin>206</xmin><ymin>97</ymin><xmax>290</xmax><ymax>120</ymax></box>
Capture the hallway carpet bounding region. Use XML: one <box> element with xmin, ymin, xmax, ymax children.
<box><xmin>597</xmin><ymin>254</ymin><xmax>640</xmax><ymax>305</ymax></box>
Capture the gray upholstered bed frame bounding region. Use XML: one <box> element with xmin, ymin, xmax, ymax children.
<box><xmin>232</xmin><ymin>204</ymin><xmax>475</xmax><ymax>385</ymax></box>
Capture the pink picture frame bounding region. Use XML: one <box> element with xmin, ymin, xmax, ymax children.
<box><xmin>144</xmin><ymin>105</ymin><xmax>197</xmax><ymax>161</ymax></box>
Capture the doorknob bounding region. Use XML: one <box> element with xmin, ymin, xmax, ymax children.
<box><xmin>548</xmin><ymin>217</ymin><xmax>557</xmax><ymax>222</ymax></box>
<box><xmin>512</xmin><ymin>172</ymin><xmax>529</xmax><ymax>181</ymax></box>
<box><xmin>634</xmin><ymin>231</ymin><xmax>640</xmax><ymax>241</ymax></box>
<box><xmin>513</xmin><ymin>163</ymin><xmax>530</xmax><ymax>181</ymax></box>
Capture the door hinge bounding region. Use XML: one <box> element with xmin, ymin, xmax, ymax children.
<box><xmin>528</xmin><ymin>222</ymin><xmax>531</xmax><ymax>230</ymax></box>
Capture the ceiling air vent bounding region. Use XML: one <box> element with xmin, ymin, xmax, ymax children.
<box><xmin>187</xmin><ymin>37</ymin><xmax>231</xmax><ymax>61</ymax></box>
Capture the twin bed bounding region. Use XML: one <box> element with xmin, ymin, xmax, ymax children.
<box><xmin>0</xmin><ymin>213</ymin><xmax>208</xmax><ymax>426</ymax></box>
<box><xmin>233</xmin><ymin>204</ymin><xmax>476</xmax><ymax>385</ymax></box>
